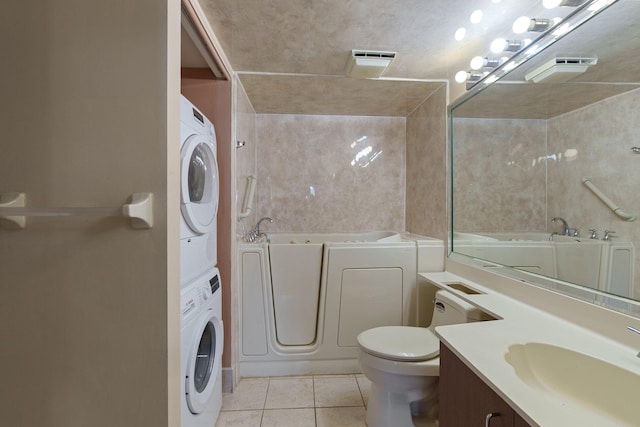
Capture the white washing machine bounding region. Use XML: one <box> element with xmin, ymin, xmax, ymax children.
<box><xmin>181</xmin><ymin>267</ymin><xmax>224</xmax><ymax>427</ymax></box>
<box><xmin>180</xmin><ymin>95</ymin><xmax>219</xmax><ymax>285</ymax></box>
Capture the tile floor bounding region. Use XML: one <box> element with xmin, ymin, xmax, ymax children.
<box><xmin>215</xmin><ymin>374</ymin><xmax>372</xmax><ymax>427</ymax></box>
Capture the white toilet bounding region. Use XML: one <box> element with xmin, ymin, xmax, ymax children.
<box><xmin>357</xmin><ymin>290</ymin><xmax>489</xmax><ymax>427</ymax></box>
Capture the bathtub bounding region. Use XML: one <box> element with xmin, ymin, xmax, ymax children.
<box><xmin>453</xmin><ymin>232</ymin><xmax>635</xmax><ymax>297</ymax></box>
<box><xmin>238</xmin><ymin>231</ymin><xmax>444</xmax><ymax>377</ymax></box>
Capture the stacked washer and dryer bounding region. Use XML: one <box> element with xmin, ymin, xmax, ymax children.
<box><xmin>179</xmin><ymin>95</ymin><xmax>224</xmax><ymax>427</ymax></box>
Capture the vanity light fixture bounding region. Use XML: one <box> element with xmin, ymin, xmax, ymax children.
<box><xmin>513</xmin><ymin>16</ymin><xmax>561</xmax><ymax>34</ymax></box>
<box><xmin>470</xmin><ymin>56</ymin><xmax>504</xmax><ymax>70</ymax></box>
<box><xmin>455</xmin><ymin>70</ymin><xmax>484</xmax><ymax>84</ymax></box>
<box><xmin>490</xmin><ymin>38</ymin><xmax>531</xmax><ymax>53</ymax></box>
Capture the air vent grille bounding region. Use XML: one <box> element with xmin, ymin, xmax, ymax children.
<box><xmin>345</xmin><ymin>50</ymin><xmax>397</xmax><ymax>79</ymax></box>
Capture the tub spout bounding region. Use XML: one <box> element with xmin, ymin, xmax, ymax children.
<box><xmin>245</xmin><ymin>217</ymin><xmax>273</xmax><ymax>242</ymax></box>
<box><xmin>551</xmin><ymin>217</ymin><xmax>570</xmax><ymax>236</ymax></box>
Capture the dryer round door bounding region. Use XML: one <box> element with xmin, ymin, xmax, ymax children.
<box><xmin>181</xmin><ymin>135</ymin><xmax>219</xmax><ymax>234</ymax></box>
<box><xmin>185</xmin><ymin>309</ymin><xmax>223</xmax><ymax>414</ymax></box>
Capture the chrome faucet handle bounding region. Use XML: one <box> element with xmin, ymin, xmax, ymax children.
<box><xmin>570</xmin><ymin>228</ymin><xmax>580</xmax><ymax>237</ymax></box>
<box><xmin>588</xmin><ymin>229</ymin><xmax>598</xmax><ymax>239</ymax></box>
<box><xmin>603</xmin><ymin>230</ymin><xmax>616</xmax><ymax>241</ymax></box>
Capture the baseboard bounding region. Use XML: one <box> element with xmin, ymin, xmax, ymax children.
<box><xmin>221</xmin><ymin>367</ymin><xmax>234</xmax><ymax>393</ymax></box>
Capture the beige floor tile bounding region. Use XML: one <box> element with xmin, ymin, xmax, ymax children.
<box><xmin>314</xmin><ymin>375</ymin><xmax>364</xmax><ymax>407</ymax></box>
<box><xmin>355</xmin><ymin>374</ymin><xmax>371</xmax><ymax>407</ymax></box>
<box><xmin>316</xmin><ymin>407</ymin><xmax>367</xmax><ymax>427</ymax></box>
<box><xmin>261</xmin><ymin>408</ymin><xmax>316</xmax><ymax>427</ymax></box>
<box><xmin>265</xmin><ymin>377</ymin><xmax>314</xmax><ymax>409</ymax></box>
<box><xmin>221</xmin><ymin>378</ymin><xmax>269</xmax><ymax>411</ymax></box>
<box><xmin>215</xmin><ymin>410</ymin><xmax>262</xmax><ymax>427</ymax></box>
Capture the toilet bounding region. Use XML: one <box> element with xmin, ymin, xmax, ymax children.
<box><xmin>357</xmin><ymin>290</ymin><xmax>489</xmax><ymax>427</ymax></box>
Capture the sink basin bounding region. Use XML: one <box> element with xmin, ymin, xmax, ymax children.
<box><xmin>505</xmin><ymin>342</ymin><xmax>640</xmax><ymax>426</ymax></box>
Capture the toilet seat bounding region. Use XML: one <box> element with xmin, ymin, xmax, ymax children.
<box><xmin>357</xmin><ymin>326</ymin><xmax>439</xmax><ymax>362</ymax></box>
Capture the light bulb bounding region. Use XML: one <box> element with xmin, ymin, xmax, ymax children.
<box><xmin>503</xmin><ymin>61</ymin><xmax>517</xmax><ymax>72</ymax></box>
<box><xmin>470</xmin><ymin>9</ymin><xmax>483</xmax><ymax>24</ymax></box>
<box><xmin>512</xmin><ymin>16</ymin><xmax>532</xmax><ymax>34</ymax></box>
<box><xmin>491</xmin><ymin>38</ymin><xmax>507</xmax><ymax>53</ymax></box>
<box><xmin>455</xmin><ymin>27</ymin><xmax>466</xmax><ymax>41</ymax></box>
<box><xmin>552</xmin><ymin>22</ymin><xmax>571</xmax><ymax>36</ymax></box>
<box><xmin>455</xmin><ymin>70</ymin><xmax>468</xmax><ymax>83</ymax></box>
<box><xmin>470</xmin><ymin>56</ymin><xmax>485</xmax><ymax>70</ymax></box>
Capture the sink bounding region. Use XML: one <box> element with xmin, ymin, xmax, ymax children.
<box><xmin>505</xmin><ymin>342</ymin><xmax>640</xmax><ymax>426</ymax></box>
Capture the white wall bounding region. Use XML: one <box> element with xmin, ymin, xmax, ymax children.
<box><xmin>0</xmin><ymin>1</ymin><xmax>180</xmax><ymax>426</ymax></box>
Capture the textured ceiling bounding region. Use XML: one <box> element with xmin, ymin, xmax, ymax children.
<box><xmin>193</xmin><ymin>0</ymin><xmax>640</xmax><ymax>117</ymax></box>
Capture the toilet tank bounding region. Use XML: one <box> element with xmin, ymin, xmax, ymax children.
<box><xmin>429</xmin><ymin>290</ymin><xmax>490</xmax><ymax>329</ymax></box>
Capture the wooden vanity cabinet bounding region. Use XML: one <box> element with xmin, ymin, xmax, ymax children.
<box><xmin>440</xmin><ymin>343</ymin><xmax>531</xmax><ymax>427</ymax></box>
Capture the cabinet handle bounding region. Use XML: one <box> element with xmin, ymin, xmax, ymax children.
<box><xmin>485</xmin><ymin>412</ymin><xmax>500</xmax><ymax>427</ymax></box>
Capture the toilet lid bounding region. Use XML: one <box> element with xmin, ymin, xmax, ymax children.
<box><xmin>357</xmin><ymin>326</ymin><xmax>440</xmax><ymax>361</ymax></box>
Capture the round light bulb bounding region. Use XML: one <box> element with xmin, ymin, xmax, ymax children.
<box><xmin>470</xmin><ymin>56</ymin><xmax>485</xmax><ymax>70</ymax></box>
<box><xmin>470</xmin><ymin>9</ymin><xmax>483</xmax><ymax>24</ymax></box>
<box><xmin>455</xmin><ymin>70</ymin><xmax>468</xmax><ymax>83</ymax></box>
<box><xmin>513</xmin><ymin>16</ymin><xmax>532</xmax><ymax>34</ymax></box>
<box><xmin>543</xmin><ymin>0</ymin><xmax>562</xmax><ymax>8</ymax></box>
<box><xmin>455</xmin><ymin>27</ymin><xmax>466</xmax><ymax>41</ymax></box>
<box><xmin>490</xmin><ymin>38</ymin><xmax>507</xmax><ymax>53</ymax></box>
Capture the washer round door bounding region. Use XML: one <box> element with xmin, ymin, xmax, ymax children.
<box><xmin>180</xmin><ymin>134</ymin><xmax>219</xmax><ymax>234</ymax></box>
<box><xmin>185</xmin><ymin>310</ymin><xmax>223</xmax><ymax>414</ymax></box>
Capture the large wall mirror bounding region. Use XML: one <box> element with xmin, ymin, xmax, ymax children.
<box><xmin>450</xmin><ymin>0</ymin><xmax>640</xmax><ymax>314</ymax></box>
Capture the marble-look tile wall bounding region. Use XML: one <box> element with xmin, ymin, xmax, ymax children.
<box><xmin>406</xmin><ymin>84</ymin><xmax>448</xmax><ymax>241</ymax></box>
<box><xmin>452</xmin><ymin>118</ymin><xmax>548</xmax><ymax>232</ymax></box>
<box><xmin>547</xmin><ymin>88</ymin><xmax>640</xmax><ymax>298</ymax></box>
<box><xmin>235</xmin><ymin>81</ymin><xmax>258</xmax><ymax>239</ymax></box>
<box><xmin>255</xmin><ymin>114</ymin><xmax>406</xmax><ymax>233</ymax></box>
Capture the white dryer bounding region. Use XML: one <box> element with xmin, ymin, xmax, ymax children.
<box><xmin>180</xmin><ymin>95</ymin><xmax>219</xmax><ymax>285</ymax></box>
<box><xmin>181</xmin><ymin>267</ymin><xmax>224</xmax><ymax>427</ymax></box>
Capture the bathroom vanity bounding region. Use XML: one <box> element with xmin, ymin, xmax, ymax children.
<box><xmin>440</xmin><ymin>344</ymin><xmax>530</xmax><ymax>427</ymax></box>
<box><xmin>423</xmin><ymin>269</ymin><xmax>640</xmax><ymax>427</ymax></box>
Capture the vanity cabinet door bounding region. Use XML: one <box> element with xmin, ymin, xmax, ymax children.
<box><xmin>440</xmin><ymin>343</ymin><xmax>530</xmax><ymax>427</ymax></box>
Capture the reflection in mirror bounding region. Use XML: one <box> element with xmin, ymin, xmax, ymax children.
<box><xmin>450</xmin><ymin>0</ymin><xmax>640</xmax><ymax>312</ymax></box>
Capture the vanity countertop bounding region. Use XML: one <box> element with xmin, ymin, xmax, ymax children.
<box><xmin>421</xmin><ymin>271</ymin><xmax>640</xmax><ymax>427</ymax></box>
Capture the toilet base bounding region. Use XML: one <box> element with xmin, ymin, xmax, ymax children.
<box><xmin>365</xmin><ymin>383</ymin><xmax>438</xmax><ymax>427</ymax></box>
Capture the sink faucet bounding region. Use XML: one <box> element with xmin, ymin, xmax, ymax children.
<box><xmin>552</xmin><ymin>217</ymin><xmax>570</xmax><ymax>236</ymax></box>
<box><xmin>245</xmin><ymin>217</ymin><xmax>273</xmax><ymax>242</ymax></box>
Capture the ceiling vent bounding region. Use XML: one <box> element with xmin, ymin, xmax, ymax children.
<box><xmin>345</xmin><ymin>50</ymin><xmax>396</xmax><ymax>79</ymax></box>
<box><xmin>524</xmin><ymin>56</ymin><xmax>598</xmax><ymax>83</ymax></box>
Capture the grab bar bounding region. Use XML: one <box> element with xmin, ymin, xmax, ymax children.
<box><xmin>0</xmin><ymin>192</ymin><xmax>154</xmax><ymax>229</ymax></box>
<box><xmin>581</xmin><ymin>177</ymin><xmax>636</xmax><ymax>222</ymax></box>
<box><xmin>237</xmin><ymin>174</ymin><xmax>257</xmax><ymax>220</ymax></box>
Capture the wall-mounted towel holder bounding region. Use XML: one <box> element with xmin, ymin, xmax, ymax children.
<box><xmin>582</xmin><ymin>177</ymin><xmax>636</xmax><ymax>222</ymax></box>
<box><xmin>0</xmin><ymin>192</ymin><xmax>154</xmax><ymax>229</ymax></box>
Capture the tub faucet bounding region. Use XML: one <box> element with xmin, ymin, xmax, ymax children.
<box><xmin>552</xmin><ymin>217</ymin><xmax>570</xmax><ymax>236</ymax></box>
<box><xmin>245</xmin><ymin>217</ymin><xmax>273</xmax><ymax>242</ymax></box>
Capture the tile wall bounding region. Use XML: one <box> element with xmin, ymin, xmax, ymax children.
<box><xmin>451</xmin><ymin>88</ymin><xmax>640</xmax><ymax>298</ymax></box>
<box><xmin>547</xmin><ymin>88</ymin><xmax>640</xmax><ymax>296</ymax></box>
<box><xmin>235</xmin><ymin>81</ymin><xmax>258</xmax><ymax>239</ymax></box>
<box><xmin>406</xmin><ymin>84</ymin><xmax>448</xmax><ymax>241</ymax></box>
<box><xmin>255</xmin><ymin>114</ymin><xmax>406</xmax><ymax>233</ymax></box>
<box><xmin>452</xmin><ymin>118</ymin><xmax>548</xmax><ymax>232</ymax></box>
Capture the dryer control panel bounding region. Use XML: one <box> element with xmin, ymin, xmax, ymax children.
<box><xmin>180</xmin><ymin>283</ymin><xmax>212</xmax><ymax>320</ymax></box>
